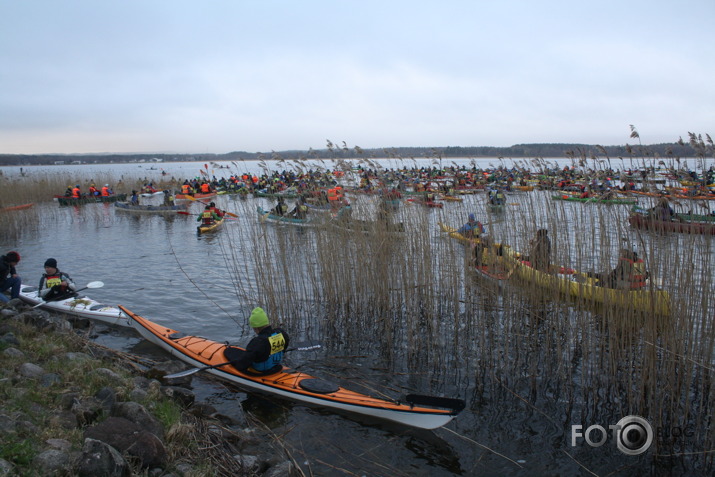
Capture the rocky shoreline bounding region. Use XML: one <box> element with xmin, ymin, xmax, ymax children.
<box><xmin>0</xmin><ymin>299</ymin><xmax>296</xmax><ymax>476</ymax></box>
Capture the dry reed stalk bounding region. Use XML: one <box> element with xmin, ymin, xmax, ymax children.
<box><xmin>214</xmin><ymin>154</ymin><xmax>715</xmax><ymax>466</ymax></box>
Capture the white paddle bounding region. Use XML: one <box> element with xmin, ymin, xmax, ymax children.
<box><xmin>32</xmin><ymin>281</ymin><xmax>105</xmax><ymax>308</ymax></box>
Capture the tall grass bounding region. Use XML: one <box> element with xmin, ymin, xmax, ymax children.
<box><xmin>0</xmin><ymin>172</ymin><xmax>178</xmax><ymax>240</ymax></box>
<box><xmin>219</xmin><ymin>153</ymin><xmax>714</xmax><ymax>469</ymax></box>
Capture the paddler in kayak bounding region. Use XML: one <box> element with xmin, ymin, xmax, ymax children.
<box><xmin>588</xmin><ymin>247</ymin><xmax>649</xmax><ymax>289</ymax></box>
<box><xmin>271</xmin><ymin>196</ymin><xmax>289</xmax><ymax>216</ymax></box>
<box><xmin>526</xmin><ymin>228</ymin><xmax>552</xmax><ymax>272</ymax></box>
<box><xmin>162</xmin><ymin>190</ymin><xmax>175</xmax><ymax>206</ymax></box>
<box><xmin>289</xmin><ymin>196</ymin><xmax>308</xmax><ymax>219</ymax></box>
<box><xmin>457</xmin><ymin>213</ymin><xmax>484</xmax><ymax>239</ymax></box>
<box><xmin>38</xmin><ymin>258</ymin><xmax>78</xmax><ymax>302</ymax></box>
<box><xmin>231</xmin><ymin>307</ymin><xmax>290</xmax><ymax>374</ymax></box>
<box><xmin>197</xmin><ymin>205</ymin><xmax>221</xmax><ymax>226</ymax></box>
<box><xmin>208</xmin><ymin>202</ymin><xmax>225</xmax><ymax>218</ymax></box>
<box><xmin>129</xmin><ymin>190</ymin><xmax>140</xmax><ymax>206</ymax></box>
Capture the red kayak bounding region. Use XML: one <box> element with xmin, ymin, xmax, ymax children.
<box><xmin>0</xmin><ymin>203</ymin><xmax>34</xmax><ymax>212</ymax></box>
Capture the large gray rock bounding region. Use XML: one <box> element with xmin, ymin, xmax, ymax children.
<box><xmin>0</xmin><ymin>458</ymin><xmax>14</xmax><ymax>476</ymax></box>
<box><xmin>48</xmin><ymin>410</ymin><xmax>78</xmax><ymax>430</ymax></box>
<box><xmin>58</xmin><ymin>391</ymin><xmax>81</xmax><ymax>410</ymax></box>
<box><xmin>40</xmin><ymin>372</ymin><xmax>62</xmax><ymax>387</ymax></box>
<box><xmin>264</xmin><ymin>460</ymin><xmax>294</xmax><ymax>477</ymax></box>
<box><xmin>3</xmin><ymin>347</ymin><xmax>25</xmax><ymax>358</ymax></box>
<box><xmin>75</xmin><ymin>438</ymin><xmax>130</xmax><ymax>477</ymax></box>
<box><xmin>188</xmin><ymin>402</ymin><xmax>218</xmax><ymax>418</ymax></box>
<box><xmin>125</xmin><ymin>431</ymin><xmax>167</xmax><ymax>468</ymax></box>
<box><xmin>45</xmin><ymin>438</ymin><xmax>72</xmax><ymax>452</ymax></box>
<box><xmin>91</xmin><ymin>367</ymin><xmax>123</xmax><ymax>381</ymax></box>
<box><xmin>18</xmin><ymin>362</ymin><xmax>45</xmax><ymax>378</ymax></box>
<box><xmin>0</xmin><ymin>332</ymin><xmax>19</xmax><ymax>345</ymax></box>
<box><xmin>160</xmin><ymin>385</ymin><xmax>195</xmax><ymax>408</ymax></box>
<box><xmin>146</xmin><ymin>360</ymin><xmax>191</xmax><ymax>382</ymax></box>
<box><xmin>84</xmin><ymin>416</ymin><xmax>167</xmax><ymax>468</ymax></box>
<box><xmin>32</xmin><ymin>449</ymin><xmax>70</xmax><ymax>476</ymax></box>
<box><xmin>62</xmin><ymin>351</ymin><xmax>92</xmax><ymax>362</ymax></box>
<box><xmin>20</xmin><ymin>311</ymin><xmax>71</xmax><ymax>331</ymax></box>
<box><xmin>111</xmin><ymin>402</ymin><xmax>164</xmax><ymax>439</ymax></box>
<box><xmin>71</xmin><ymin>396</ymin><xmax>104</xmax><ymax>426</ymax></box>
<box><xmin>0</xmin><ymin>414</ymin><xmax>15</xmax><ymax>434</ymax></box>
<box><xmin>94</xmin><ymin>386</ymin><xmax>117</xmax><ymax>412</ymax></box>
<box><xmin>84</xmin><ymin>416</ymin><xmax>143</xmax><ymax>452</ymax></box>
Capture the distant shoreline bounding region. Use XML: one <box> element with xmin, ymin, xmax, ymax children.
<box><xmin>0</xmin><ymin>141</ymin><xmax>706</xmax><ymax>166</ymax></box>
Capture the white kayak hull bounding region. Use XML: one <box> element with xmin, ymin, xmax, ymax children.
<box><xmin>19</xmin><ymin>285</ymin><xmax>131</xmax><ymax>328</ymax></box>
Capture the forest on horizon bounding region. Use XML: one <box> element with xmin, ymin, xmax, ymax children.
<box><xmin>0</xmin><ymin>141</ymin><xmax>709</xmax><ymax>167</ymax></box>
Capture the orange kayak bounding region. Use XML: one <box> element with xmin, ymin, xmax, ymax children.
<box><xmin>120</xmin><ymin>306</ymin><xmax>464</xmax><ymax>429</ymax></box>
<box><xmin>0</xmin><ymin>203</ymin><xmax>34</xmax><ymax>212</ymax></box>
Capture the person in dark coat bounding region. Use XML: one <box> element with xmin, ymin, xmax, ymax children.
<box><xmin>0</xmin><ymin>251</ymin><xmax>21</xmax><ymax>303</ymax></box>
<box><xmin>231</xmin><ymin>307</ymin><xmax>290</xmax><ymax>374</ymax></box>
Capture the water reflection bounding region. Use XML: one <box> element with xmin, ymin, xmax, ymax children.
<box><xmin>241</xmin><ymin>394</ymin><xmax>291</xmax><ymax>428</ymax></box>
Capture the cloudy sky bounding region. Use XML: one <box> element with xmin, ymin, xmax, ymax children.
<box><xmin>1</xmin><ymin>1</ymin><xmax>713</xmax><ymax>154</ymax></box>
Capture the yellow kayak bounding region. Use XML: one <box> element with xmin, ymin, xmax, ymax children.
<box><xmin>500</xmin><ymin>245</ymin><xmax>670</xmax><ymax>316</ymax></box>
<box><xmin>438</xmin><ymin>222</ymin><xmax>480</xmax><ymax>244</ymax></box>
<box><xmin>197</xmin><ymin>218</ymin><xmax>224</xmax><ymax>234</ymax></box>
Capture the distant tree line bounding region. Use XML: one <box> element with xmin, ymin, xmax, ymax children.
<box><xmin>0</xmin><ymin>142</ymin><xmax>706</xmax><ymax>167</ymax></box>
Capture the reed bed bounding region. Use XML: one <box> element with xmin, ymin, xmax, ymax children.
<box><xmin>2</xmin><ymin>150</ymin><xmax>713</xmax><ymax>470</ymax></box>
<box><xmin>0</xmin><ymin>171</ymin><xmax>180</xmax><ymax>240</ymax></box>
<box><xmin>219</xmin><ymin>155</ymin><xmax>714</xmax><ymax>470</ymax></box>
<box><xmin>0</xmin><ymin>169</ymin><xmax>178</xmax><ymax>207</ymax></box>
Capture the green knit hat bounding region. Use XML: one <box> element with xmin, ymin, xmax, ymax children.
<box><xmin>249</xmin><ymin>307</ymin><xmax>269</xmax><ymax>328</ymax></box>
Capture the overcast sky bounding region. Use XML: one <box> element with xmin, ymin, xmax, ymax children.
<box><xmin>1</xmin><ymin>1</ymin><xmax>713</xmax><ymax>154</ymax></box>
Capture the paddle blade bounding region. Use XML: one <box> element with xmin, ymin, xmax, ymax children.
<box><xmin>165</xmin><ymin>360</ymin><xmax>233</xmax><ymax>379</ymax></box>
<box><xmin>177</xmin><ymin>211</ymin><xmax>191</xmax><ymax>215</ymax></box>
<box><xmin>165</xmin><ymin>367</ymin><xmax>203</xmax><ymax>379</ymax></box>
<box><xmin>85</xmin><ymin>281</ymin><xmax>104</xmax><ymax>289</ymax></box>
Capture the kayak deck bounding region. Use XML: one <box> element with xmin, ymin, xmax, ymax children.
<box><xmin>120</xmin><ymin>305</ymin><xmax>463</xmax><ymax>429</ymax></box>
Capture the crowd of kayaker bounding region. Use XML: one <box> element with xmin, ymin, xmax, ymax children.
<box><xmin>62</xmin><ymin>183</ymin><xmax>114</xmax><ymax>198</ymax></box>
<box><xmin>53</xmin><ymin>160</ymin><xmax>715</xmax><ymax>207</ymax></box>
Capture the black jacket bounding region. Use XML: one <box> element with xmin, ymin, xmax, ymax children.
<box><xmin>0</xmin><ymin>255</ymin><xmax>17</xmax><ymax>280</ymax></box>
<box><xmin>233</xmin><ymin>326</ymin><xmax>290</xmax><ymax>371</ymax></box>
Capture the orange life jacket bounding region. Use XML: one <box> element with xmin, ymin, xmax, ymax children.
<box><xmin>200</xmin><ymin>183</ymin><xmax>211</xmax><ymax>193</ymax></box>
<box><xmin>181</xmin><ymin>184</ymin><xmax>191</xmax><ymax>194</ymax></box>
<box><xmin>72</xmin><ymin>187</ymin><xmax>81</xmax><ymax>198</ymax></box>
<box><xmin>101</xmin><ymin>187</ymin><xmax>110</xmax><ymax>197</ymax></box>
